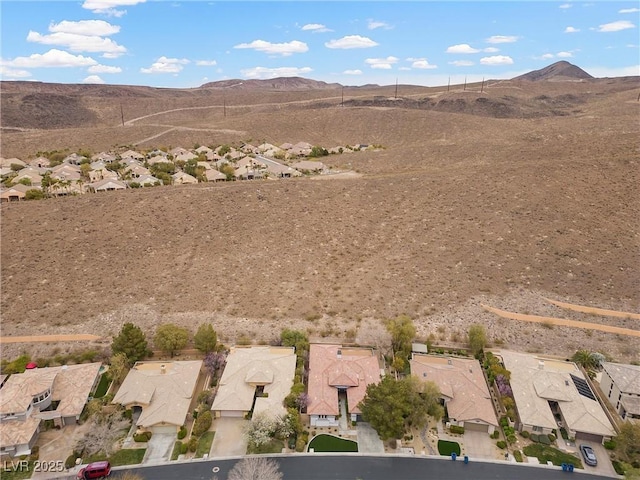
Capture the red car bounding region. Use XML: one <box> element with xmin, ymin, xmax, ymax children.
<box><xmin>76</xmin><ymin>461</ymin><xmax>111</xmax><ymax>479</ymax></box>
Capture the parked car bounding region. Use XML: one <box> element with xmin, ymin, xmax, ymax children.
<box><xmin>76</xmin><ymin>461</ymin><xmax>111</xmax><ymax>479</ymax></box>
<box><xmin>580</xmin><ymin>444</ymin><xmax>598</xmax><ymax>467</ymax></box>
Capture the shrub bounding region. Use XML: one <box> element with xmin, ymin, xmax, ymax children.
<box><xmin>65</xmin><ymin>454</ymin><xmax>77</xmax><ymax>469</ymax></box>
<box><xmin>193</xmin><ymin>411</ymin><xmax>212</xmax><ymax>437</ymax></box>
<box><xmin>530</xmin><ymin>433</ymin><xmax>539</xmax><ymax>443</ymax></box>
<box><xmin>499</xmin><ymin>416</ymin><xmax>509</xmax><ymax>428</ymax></box>
<box><xmin>295</xmin><ymin>438</ymin><xmax>307</xmax><ymax>452</ymax></box>
<box><xmin>538</xmin><ymin>435</ymin><xmax>551</xmax><ymax>445</ymax></box>
<box><xmin>490</xmin><ymin>430</ymin><xmax>500</xmax><ymax>439</ymax></box>
<box><xmin>188</xmin><ymin>437</ymin><xmax>198</xmax><ymax>452</ymax></box>
<box><xmin>178</xmin><ymin>426</ymin><xmax>187</xmax><ymax>440</ymax></box>
<box><xmin>497</xmin><ymin>440</ymin><xmax>507</xmax><ymax>449</ymax></box>
<box><xmin>507</xmin><ymin>434</ymin><xmax>517</xmax><ymax>444</ymax></box>
<box><xmin>449</xmin><ymin>425</ymin><xmax>465</xmax><ymax>435</ymax></box>
<box><xmin>133</xmin><ymin>432</ymin><xmax>151</xmax><ymax>442</ymax></box>
<box><xmin>503</xmin><ymin>426</ymin><xmax>515</xmax><ymax>437</ymax></box>
<box><xmin>548</xmin><ymin>433</ymin><xmax>556</xmax><ymax>443</ymax></box>
<box><xmin>180</xmin><ymin>442</ymin><xmax>188</xmax><ymax>455</ymax></box>
<box><xmin>520</xmin><ymin>430</ymin><xmax>530</xmax><ymax>438</ymax></box>
<box><xmin>603</xmin><ymin>439</ymin><xmax>616</xmax><ymax>450</ymax></box>
<box><xmin>513</xmin><ymin>450</ymin><xmax>523</xmax><ymax>462</ymax></box>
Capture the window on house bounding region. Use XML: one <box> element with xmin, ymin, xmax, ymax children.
<box><xmin>532</xmin><ymin>426</ymin><xmax>542</xmax><ymax>432</ymax></box>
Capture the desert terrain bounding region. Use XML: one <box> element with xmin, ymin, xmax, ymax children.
<box><xmin>1</xmin><ymin>65</ymin><xmax>639</xmax><ymax>363</ymax></box>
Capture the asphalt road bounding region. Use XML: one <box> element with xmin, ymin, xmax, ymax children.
<box><xmin>122</xmin><ymin>455</ymin><xmax>617</xmax><ymax>480</ymax></box>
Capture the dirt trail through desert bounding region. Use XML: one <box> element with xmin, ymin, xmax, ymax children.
<box><xmin>0</xmin><ymin>334</ymin><xmax>103</xmax><ymax>344</ymax></box>
<box><xmin>482</xmin><ymin>304</ymin><xmax>640</xmax><ymax>337</ymax></box>
<box><xmin>542</xmin><ymin>297</ymin><xmax>640</xmax><ymax>320</ymax></box>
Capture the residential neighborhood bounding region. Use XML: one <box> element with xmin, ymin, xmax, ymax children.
<box><xmin>0</xmin><ymin>142</ymin><xmax>378</xmax><ymax>202</ymax></box>
<box><xmin>1</xmin><ymin>318</ymin><xmax>637</xmax><ymax>479</ymax></box>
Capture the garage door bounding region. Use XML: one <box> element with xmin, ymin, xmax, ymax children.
<box><xmin>464</xmin><ymin>422</ymin><xmax>489</xmax><ymax>433</ymax></box>
<box><xmin>151</xmin><ymin>425</ymin><xmax>177</xmax><ymax>435</ymax></box>
<box><xmin>576</xmin><ymin>432</ymin><xmax>604</xmax><ymax>444</ymax></box>
<box><xmin>220</xmin><ymin>410</ymin><xmax>245</xmax><ymax>418</ymax></box>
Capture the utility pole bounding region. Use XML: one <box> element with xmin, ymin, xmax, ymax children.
<box><xmin>120</xmin><ymin>102</ymin><xmax>124</xmax><ymax>126</ymax></box>
<box><xmin>341</xmin><ymin>86</ymin><xmax>344</xmax><ymax>107</ymax></box>
<box><xmin>481</xmin><ymin>77</ymin><xmax>485</xmax><ymax>93</ymax></box>
<box><xmin>447</xmin><ymin>76</ymin><xmax>450</xmax><ymax>92</ymax></box>
<box><xmin>223</xmin><ymin>92</ymin><xmax>226</xmax><ymax>118</ymax></box>
<box><xmin>464</xmin><ymin>76</ymin><xmax>467</xmax><ymax>91</ymax></box>
<box><xmin>394</xmin><ymin>77</ymin><xmax>398</xmax><ymax>99</ymax></box>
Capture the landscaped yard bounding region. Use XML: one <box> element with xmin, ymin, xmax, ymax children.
<box><xmin>1</xmin><ymin>461</ymin><xmax>34</xmax><ymax>480</ymax></box>
<box><xmin>437</xmin><ymin>440</ymin><xmax>461</xmax><ymax>456</ymax></box>
<box><xmin>249</xmin><ymin>438</ymin><xmax>285</xmax><ymax>454</ymax></box>
<box><xmin>109</xmin><ymin>448</ymin><xmax>147</xmax><ymax>466</ymax></box>
<box><xmin>523</xmin><ymin>444</ymin><xmax>582</xmax><ymax>468</ymax></box>
<box><xmin>195</xmin><ymin>431</ymin><xmax>215</xmax><ymax>458</ymax></box>
<box><xmin>308</xmin><ymin>434</ymin><xmax>358</xmax><ymax>453</ymax></box>
<box><xmin>93</xmin><ymin>373</ymin><xmax>111</xmax><ymax>398</ymax></box>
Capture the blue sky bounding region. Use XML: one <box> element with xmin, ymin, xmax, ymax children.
<box><xmin>1</xmin><ymin>1</ymin><xmax>638</xmax><ymax>87</ymax></box>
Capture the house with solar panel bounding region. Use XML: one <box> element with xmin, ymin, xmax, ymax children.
<box><xmin>496</xmin><ymin>350</ymin><xmax>615</xmax><ymax>444</ymax></box>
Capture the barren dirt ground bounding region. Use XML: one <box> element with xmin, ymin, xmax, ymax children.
<box><xmin>1</xmin><ymin>79</ymin><xmax>639</xmax><ymax>363</ymax></box>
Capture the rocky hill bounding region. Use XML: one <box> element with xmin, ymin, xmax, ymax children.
<box><xmin>513</xmin><ymin>61</ymin><xmax>594</xmax><ymax>82</ymax></box>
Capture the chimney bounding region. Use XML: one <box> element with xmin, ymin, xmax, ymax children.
<box><xmin>160</xmin><ymin>364</ymin><xmax>166</xmax><ymax>374</ymax></box>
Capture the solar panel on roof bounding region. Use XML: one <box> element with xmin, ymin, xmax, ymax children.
<box><xmin>570</xmin><ymin>374</ymin><xmax>596</xmax><ymax>401</ymax></box>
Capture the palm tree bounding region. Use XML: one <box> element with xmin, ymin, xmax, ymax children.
<box><xmin>572</xmin><ymin>349</ymin><xmax>598</xmax><ymax>371</ymax></box>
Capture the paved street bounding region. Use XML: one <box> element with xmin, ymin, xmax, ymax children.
<box><xmin>123</xmin><ymin>454</ymin><xmax>619</xmax><ymax>480</ymax></box>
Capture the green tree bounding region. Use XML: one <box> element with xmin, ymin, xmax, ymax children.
<box><xmin>360</xmin><ymin>376</ymin><xmax>442</xmax><ymax>440</ymax></box>
<box><xmin>108</xmin><ymin>352</ymin><xmax>129</xmax><ymax>385</ymax></box>
<box><xmin>386</xmin><ymin>315</ymin><xmax>416</xmax><ymax>359</ymax></box>
<box><xmin>218</xmin><ymin>144</ymin><xmax>231</xmax><ymax>156</ymax></box>
<box><xmin>154</xmin><ymin>323</ymin><xmax>190</xmax><ymax>357</ymax></box>
<box><xmin>219</xmin><ymin>163</ymin><xmax>235</xmax><ymax>180</ymax></box>
<box><xmin>468</xmin><ymin>324</ymin><xmax>487</xmax><ymax>358</ymax></box>
<box><xmin>280</xmin><ymin>329</ymin><xmax>309</xmax><ymax>353</ymax></box>
<box><xmin>308</xmin><ymin>146</ymin><xmax>328</xmax><ymax>157</ymax></box>
<box><xmin>25</xmin><ymin>189</ymin><xmax>44</xmax><ymax>200</ymax></box>
<box><xmin>111</xmin><ymin>323</ymin><xmax>150</xmax><ymax>366</ymax></box>
<box><xmin>571</xmin><ymin>350</ymin><xmax>598</xmax><ymax>371</ymax></box>
<box><xmin>616</xmin><ymin>421</ymin><xmax>640</xmax><ymax>464</ymax></box>
<box><xmin>194</xmin><ymin>324</ymin><xmax>217</xmax><ymax>354</ymax></box>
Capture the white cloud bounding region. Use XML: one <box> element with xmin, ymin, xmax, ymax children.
<box><xmin>140</xmin><ymin>56</ymin><xmax>189</xmax><ymax>74</ymax></box>
<box><xmin>365</xmin><ymin>56</ymin><xmax>398</xmax><ymax>69</ymax></box>
<box><xmin>1</xmin><ymin>49</ymin><xmax>97</xmax><ymax>68</ymax></box>
<box><xmin>233</xmin><ymin>39</ymin><xmax>308</xmax><ymax>56</ymax></box>
<box><xmin>597</xmin><ymin>20</ymin><xmax>636</xmax><ymax>32</ymax></box>
<box><xmin>0</xmin><ymin>66</ymin><xmax>32</xmax><ymax>78</ymax></box>
<box><xmin>343</xmin><ymin>69</ymin><xmax>362</xmax><ymax>75</ymax></box>
<box><xmin>301</xmin><ymin>23</ymin><xmax>331</xmax><ymax>33</ymax></box>
<box><xmin>446</xmin><ymin>44</ymin><xmax>480</xmax><ymax>54</ymax></box>
<box><xmin>480</xmin><ymin>55</ymin><xmax>514</xmax><ymax>65</ymax></box>
<box><xmin>49</xmin><ymin>20</ymin><xmax>120</xmax><ymax>36</ymax></box>
<box><xmin>557</xmin><ymin>51</ymin><xmax>573</xmax><ymax>58</ymax></box>
<box><xmin>325</xmin><ymin>35</ymin><xmax>378</xmax><ymax>49</ymax></box>
<box><xmin>540</xmin><ymin>53</ymin><xmax>556</xmax><ymax>59</ymax></box>
<box><xmin>368</xmin><ymin>20</ymin><xmax>392</xmax><ymax>30</ymax></box>
<box><xmin>619</xmin><ymin>8</ymin><xmax>640</xmax><ymax>13</ymax></box>
<box><xmin>559</xmin><ymin>3</ymin><xmax>572</xmax><ymax>8</ymax></box>
<box><xmin>585</xmin><ymin>64</ymin><xmax>640</xmax><ymax>77</ymax></box>
<box><xmin>486</xmin><ymin>35</ymin><xmax>519</xmax><ymax>44</ymax></box>
<box><xmin>449</xmin><ymin>60</ymin><xmax>474</xmax><ymax>67</ymax></box>
<box><xmin>240</xmin><ymin>66</ymin><xmax>313</xmax><ymax>79</ymax></box>
<box><xmin>409</xmin><ymin>58</ymin><xmax>437</xmax><ymax>69</ymax></box>
<box><xmin>196</xmin><ymin>60</ymin><xmax>217</xmax><ymax>66</ymax></box>
<box><xmin>87</xmin><ymin>64</ymin><xmax>121</xmax><ymax>73</ymax></box>
<box><xmin>83</xmin><ymin>74</ymin><xmax>105</xmax><ymax>84</ymax></box>
<box><xmin>484</xmin><ymin>47</ymin><xmax>500</xmax><ymax>53</ymax></box>
<box><xmin>82</xmin><ymin>0</ymin><xmax>146</xmax><ymax>16</ymax></box>
<box><xmin>564</xmin><ymin>26</ymin><xmax>580</xmax><ymax>33</ymax></box>
<box><xmin>27</xmin><ymin>31</ymin><xmax>127</xmax><ymax>57</ymax></box>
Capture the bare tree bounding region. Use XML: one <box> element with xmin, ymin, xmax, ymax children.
<box><xmin>75</xmin><ymin>411</ymin><xmax>130</xmax><ymax>456</ymax></box>
<box><xmin>227</xmin><ymin>457</ymin><xmax>283</xmax><ymax>480</ymax></box>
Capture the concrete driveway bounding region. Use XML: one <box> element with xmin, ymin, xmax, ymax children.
<box><xmin>463</xmin><ymin>430</ymin><xmax>501</xmax><ymax>460</ymax></box>
<box><xmin>209</xmin><ymin>417</ymin><xmax>248</xmax><ymax>457</ymax></box>
<box><xmin>576</xmin><ymin>441</ymin><xmax>618</xmax><ymax>478</ymax></box>
<box><xmin>143</xmin><ymin>433</ymin><xmax>176</xmax><ymax>464</ymax></box>
<box><xmin>356</xmin><ymin>422</ymin><xmax>384</xmax><ymax>453</ymax></box>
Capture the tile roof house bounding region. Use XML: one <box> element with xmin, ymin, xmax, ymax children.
<box><xmin>88</xmin><ymin>178</ymin><xmax>127</xmax><ymax>192</ymax></box>
<box><xmin>0</xmin><ymin>184</ymin><xmax>35</xmax><ymax>202</ymax></box>
<box><xmin>307</xmin><ymin>344</ymin><xmax>381</xmax><ymax>427</ymax></box>
<box><xmin>12</xmin><ymin>168</ymin><xmax>43</xmax><ymax>186</ymax></box>
<box><xmin>63</xmin><ymin>153</ymin><xmax>87</xmax><ymax>165</ymax></box>
<box><xmin>172</xmin><ymin>171</ymin><xmax>198</xmax><ymax>185</ymax></box>
<box><xmin>205</xmin><ymin>170</ymin><xmax>227</xmax><ymax>182</ymax></box>
<box><xmin>91</xmin><ymin>152</ymin><xmax>117</xmax><ymax>163</ymax></box>
<box><xmin>0</xmin><ymin>158</ymin><xmax>26</xmax><ymax>168</ymax></box>
<box><xmin>120</xmin><ymin>150</ymin><xmax>144</xmax><ymax>161</ymax></box>
<box><xmin>0</xmin><ymin>363</ymin><xmax>101</xmax><ymax>457</ymax></box>
<box><xmin>29</xmin><ymin>157</ymin><xmax>52</xmax><ymax>168</ymax></box>
<box><xmin>211</xmin><ymin>346</ymin><xmax>296</xmax><ymax>419</ymax></box>
<box><xmin>498</xmin><ymin>350</ymin><xmax>615</xmax><ymax>443</ymax></box>
<box><xmin>112</xmin><ymin>361</ymin><xmax>202</xmax><ymax>434</ymax></box>
<box><xmin>410</xmin><ymin>354</ymin><xmax>498</xmax><ymax>434</ymax></box>
<box><xmin>133</xmin><ymin>174</ymin><xmax>161</xmax><ymax>187</ymax></box>
<box><xmin>174</xmin><ymin>151</ymin><xmax>198</xmax><ymax>162</ymax></box>
<box><xmin>600</xmin><ymin>362</ymin><xmax>640</xmax><ymax>421</ymax></box>
<box><xmin>292</xmin><ymin>161</ymin><xmax>326</xmax><ymax>173</ymax></box>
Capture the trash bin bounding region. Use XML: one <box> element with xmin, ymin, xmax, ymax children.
<box><xmin>562</xmin><ymin>463</ymin><xmax>568</xmax><ymax>471</ymax></box>
<box><xmin>451</xmin><ymin>453</ymin><xmax>457</xmax><ymax>461</ymax></box>
<box><xmin>464</xmin><ymin>456</ymin><xmax>469</xmax><ymax>464</ymax></box>
<box><xmin>568</xmin><ymin>464</ymin><xmax>574</xmax><ymax>472</ymax></box>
